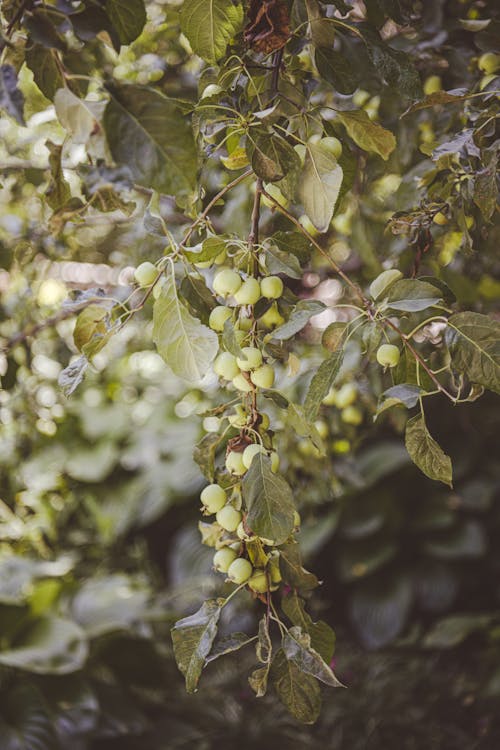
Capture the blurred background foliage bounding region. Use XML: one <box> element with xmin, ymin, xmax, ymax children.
<box><xmin>0</xmin><ymin>0</ymin><xmax>500</xmax><ymax>747</ymax></box>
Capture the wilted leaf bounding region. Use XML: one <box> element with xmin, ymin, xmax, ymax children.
<box><xmin>171</xmin><ymin>599</ymin><xmax>223</xmax><ymax>692</ymax></box>
<box><xmin>242</xmin><ymin>455</ymin><xmax>295</xmax><ymax>545</ymax></box>
<box><xmin>405</xmin><ymin>413</ymin><xmax>453</xmax><ymax>487</ymax></box>
<box><xmin>248</xmin><ymin>132</ymin><xmax>300</xmax><ymax>182</ymax></box>
<box><xmin>282</xmin><ymin>593</ymin><xmax>335</xmax><ymax>663</ymax></box>
<box><xmin>279</xmin><ymin>542</ymin><xmax>319</xmax><ymax>591</ymax></box>
<box><xmin>304</xmin><ymin>350</ymin><xmax>344</xmax><ymax>421</ymax></box>
<box><xmin>58</xmin><ymin>355</ymin><xmax>89</xmax><ymax>397</ymax></box>
<box><xmin>283</xmin><ymin>626</ymin><xmax>343</xmax><ymax>687</ymax></box>
<box><xmin>271</xmin><ymin>648</ymin><xmax>322</xmax><ymax>724</ymax></box>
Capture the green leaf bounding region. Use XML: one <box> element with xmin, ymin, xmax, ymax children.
<box><xmin>242</xmin><ymin>455</ymin><xmax>295</xmax><ymax>545</ymax></box>
<box><xmin>183</xmin><ymin>236</ymin><xmax>227</xmax><ymax>263</ymax></box>
<box><xmin>265</xmin><ymin>245</ymin><xmax>303</xmax><ymax>279</ymax></box>
<box><xmin>386</xmin><ymin>279</ymin><xmax>443</xmax><ymax>312</ymax></box>
<box><xmin>402</xmin><ymin>90</ymin><xmax>469</xmax><ymax>116</ymax></box>
<box><xmin>405</xmin><ymin>413</ymin><xmax>453</xmax><ymax>487</ymax></box>
<box><xmin>222</xmin><ymin>318</ymin><xmax>243</xmax><ymax>358</ymax></box>
<box><xmin>171</xmin><ymin>599</ymin><xmax>223</xmax><ymax>692</ymax></box>
<box><xmin>279</xmin><ymin>542</ymin><xmax>319</xmax><ymax>591</ymax></box>
<box><xmin>376</xmin><ymin>384</ymin><xmax>422</xmax><ymax>417</ymax></box>
<box><xmin>180</xmin><ymin>274</ymin><xmax>217</xmax><ymax>322</ymax></box>
<box><xmin>446</xmin><ymin>312</ymin><xmax>500</xmax><ymax>395</ymax></box>
<box><xmin>298</xmin><ymin>141</ymin><xmax>343</xmax><ymax>231</ymax></box>
<box><xmin>206</xmin><ymin>632</ymin><xmax>254</xmax><ymax>662</ymax></box>
<box><xmin>286</xmin><ymin>403</ymin><xmax>325</xmax><ymax>454</ymax></box>
<box><xmin>54</xmin><ymin>88</ymin><xmax>98</xmax><ymax>144</ymax></box>
<box><xmin>473</xmin><ymin>150</ymin><xmax>498</xmax><ymax>220</ymax></box>
<box><xmin>304</xmin><ymin>350</ymin><xmax>344</xmax><ymax>421</ymax></box>
<box><xmin>0</xmin><ymin>617</ymin><xmax>88</xmax><ymax>674</ymax></box>
<box><xmin>248</xmin><ymin>131</ymin><xmax>300</xmax><ymax>182</ymax></box>
<box><xmin>0</xmin><ymin>555</ymin><xmax>74</xmax><ymax>605</ymax></box>
<box><xmin>180</xmin><ymin>0</ymin><xmax>244</xmax><ymax>64</ymax></box>
<box><xmin>281</xmin><ymin>593</ymin><xmax>335</xmax><ymax>664</ymax></box>
<box><xmin>271</xmin><ymin>648</ymin><xmax>322</xmax><ymax>724</ymax></box>
<box><xmin>193</xmin><ymin>432</ymin><xmax>223</xmax><ymax>481</ymax></box>
<box><xmin>336</xmin><ymin>109</ymin><xmax>396</xmax><ymax>160</ymax></box>
<box><xmin>46</xmin><ymin>141</ymin><xmax>71</xmax><ymax>211</ymax></box>
<box><xmin>0</xmin><ymin>64</ymin><xmax>25</xmax><ymax>125</ymax></box>
<box><xmin>321</xmin><ymin>321</ymin><xmax>348</xmax><ymax>352</ymax></box>
<box><xmin>105</xmin><ymin>0</ymin><xmax>146</xmax><ymax>44</ymax></box>
<box><xmin>25</xmin><ymin>44</ymin><xmax>65</xmax><ymax>101</ymax></box>
<box><xmin>104</xmin><ymin>83</ymin><xmax>197</xmax><ymax>198</ymax></box>
<box><xmin>315</xmin><ymin>47</ymin><xmax>360</xmax><ymax>94</ymax></box>
<box><xmin>360</xmin><ymin>24</ymin><xmax>422</xmax><ymax>100</ymax></box>
<box><xmin>283</xmin><ymin>626</ymin><xmax>343</xmax><ymax>687</ymax></box>
<box><xmin>153</xmin><ymin>273</ymin><xmax>219</xmax><ymax>382</ymax></box>
<box><xmin>272</xmin><ymin>300</ymin><xmax>325</xmax><ymax>340</ymax></box>
<box><xmin>72</xmin><ymin>304</ymin><xmax>110</xmax><ymax>358</ymax></box>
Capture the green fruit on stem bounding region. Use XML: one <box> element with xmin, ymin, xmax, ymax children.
<box><xmin>236</xmin><ymin>346</ymin><xmax>263</xmax><ymax>371</ymax></box>
<box><xmin>134</xmin><ymin>262</ymin><xmax>157</xmax><ymax>287</ymax></box>
<box><xmin>334</xmin><ymin>383</ymin><xmax>357</xmax><ymax>409</ymax></box>
<box><xmin>250</xmin><ymin>364</ymin><xmax>275</xmax><ymax>389</ymax></box>
<box><xmin>423</xmin><ymin>75</ymin><xmax>442</xmax><ymax>95</ymax></box>
<box><xmin>376</xmin><ymin>344</ymin><xmax>400</xmax><ymax>368</ymax></box>
<box><xmin>216</xmin><ymin>505</ymin><xmax>242</xmax><ymax>532</ymax></box>
<box><xmin>341</xmin><ymin>405</ymin><xmax>363</xmax><ymax>426</ymax></box>
<box><xmin>213</xmin><ymin>547</ymin><xmax>237</xmax><ymax>573</ymax></box>
<box><xmin>227</xmin><ymin>557</ymin><xmax>253</xmax><ymax>584</ymax></box>
<box><xmin>293</xmin><ymin>510</ymin><xmax>301</xmax><ymax>527</ymax></box>
<box><xmin>213</xmin><ymin>268</ymin><xmax>242</xmax><ymax>297</ymax></box>
<box><xmin>232</xmin><ymin>373</ymin><xmax>254</xmax><ymax>393</ymax></box>
<box><xmin>433</xmin><ymin>211</ymin><xmax>448</xmax><ymax>226</ymax></box>
<box><xmin>259</xmin><ymin>412</ymin><xmax>270</xmax><ymax>431</ymax></box>
<box><xmin>234</xmin><ymin>277</ymin><xmax>261</xmax><ymax>305</ymax></box>
<box><xmin>478</xmin><ymin>52</ymin><xmax>500</xmax><ymax>74</ymax></box>
<box><xmin>248</xmin><ymin>570</ymin><xmax>270</xmax><ymax>593</ymax></box>
<box><xmin>270</xmin><ymin>451</ymin><xmax>279</xmax><ymax>473</ymax></box>
<box><xmin>321</xmin><ymin>136</ymin><xmax>343</xmax><ymax>159</ymax></box>
<box><xmin>225</xmin><ymin>450</ymin><xmax>247</xmax><ymax>475</ymax></box>
<box><xmin>209</xmin><ymin>305</ymin><xmax>232</xmax><ymax>332</ymax></box>
<box><xmin>260</xmin><ymin>276</ymin><xmax>284</xmax><ymax>299</ymax></box>
<box><xmin>237</xmin><ymin>316</ymin><xmax>253</xmax><ymax>332</ymax></box>
<box><xmin>214</xmin><ymin>351</ymin><xmax>240</xmax><ymax>380</ymax></box>
<box><xmin>259</xmin><ymin>303</ymin><xmax>285</xmax><ymax>329</ymax></box>
<box><xmin>228</xmin><ymin>405</ymin><xmax>247</xmax><ymax>428</ymax></box>
<box><xmin>200</xmin><ymin>483</ymin><xmax>227</xmax><ymax>513</ymax></box>
<box><xmin>242</xmin><ymin>443</ymin><xmax>267</xmax><ymax>469</ymax></box>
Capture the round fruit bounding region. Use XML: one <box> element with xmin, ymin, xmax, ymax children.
<box><xmin>213</xmin><ymin>268</ymin><xmax>242</xmax><ymax>297</ymax></box>
<box><xmin>248</xmin><ymin>570</ymin><xmax>269</xmax><ymax>593</ymax></box>
<box><xmin>314</xmin><ymin>419</ymin><xmax>329</xmax><ymax>439</ymax></box>
<box><xmin>270</xmin><ymin>451</ymin><xmax>280</xmax><ymax>473</ymax></box>
<box><xmin>228</xmin><ymin>405</ymin><xmax>247</xmax><ymax>428</ymax></box>
<box><xmin>259</xmin><ymin>303</ymin><xmax>284</xmax><ymax>329</ymax></box>
<box><xmin>225</xmin><ymin>451</ymin><xmax>247</xmax><ymax>476</ymax></box>
<box><xmin>242</xmin><ymin>443</ymin><xmax>267</xmax><ymax>469</ymax></box>
<box><xmin>260</xmin><ymin>276</ymin><xmax>284</xmax><ymax>299</ymax></box>
<box><xmin>237</xmin><ymin>316</ymin><xmax>253</xmax><ymax>332</ymax></box>
<box><xmin>332</xmin><ymin>438</ymin><xmax>351</xmax><ymax>453</ymax></box>
<box><xmin>234</xmin><ymin>277</ymin><xmax>261</xmax><ymax>305</ymax></box>
<box><xmin>322</xmin><ymin>136</ymin><xmax>343</xmax><ymax>159</ymax></box>
<box><xmin>478</xmin><ymin>52</ymin><xmax>500</xmax><ymax>74</ymax></box>
<box><xmin>341</xmin><ymin>405</ymin><xmax>363</xmax><ymax>426</ymax></box>
<box><xmin>423</xmin><ymin>75</ymin><xmax>442</xmax><ymax>95</ymax></box>
<box><xmin>200</xmin><ymin>483</ymin><xmax>227</xmax><ymax>513</ymax></box>
<box><xmin>293</xmin><ymin>510</ymin><xmax>301</xmax><ymax>527</ymax></box>
<box><xmin>214</xmin><ymin>352</ymin><xmax>239</xmax><ymax>380</ymax></box>
<box><xmin>322</xmin><ymin>387</ymin><xmax>338</xmax><ymax>406</ymax></box>
<box><xmin>376</xmin><ymin>343</ymin><xmax>401</xmax><ymax>368</ymax></box>
<box><xmin>213</xmin><ymin>547</ymin><xmax>237</xmax><ymax>573</ymax></box>
<box><xmin>259</xmin><ymin>412</ymin><xmax>270</xmax><ymax>431</ymax></box>
<box><xmin>250</xmin><ymin>364</ymin><xmax>275</xmax><ymax>389</ymax></box>
<box><xmin>216</xmin><ymin>505</ymin><xmax>242</xmax><ymax>532</ymax></box>
<box><xmin>232</xmin><ymin>373</ymin><xmax>254</xmax><ymax>393</ymax></box>
<box><xmin>433</xmin><ymin>211</ymin><xmax>449</xmax><ymax>226</ymax></box>
<box><xmin>203</xmin><ymin>416</ymin><xmax>220</xmax><ymax>432</ymax></box>
<box><xmin>307</xmin><ymin>133</ymin><xmax>322</xmax><ymax>145</ymax></box>
<box><xmin>134</xmin><ymin>262</ymin><xmax>157</xmax><ymax>287</ymax></box>
<box><xmin>334</xmin><ymin>383</ymin><xmax>358</xmax><ymax>409</ymax></box>
<box><xmin>227</xmin><ymin>557</ymin><xmax>253</xmax><ymax>584</ymax></box>
<box><xmin>209</xmin><ymin>305</ymin><xmax>232</xmax><ymax>332</ymax></box>
<box><xmin>236</xmin><ymin>346</ymin><xmax>263</xmax><ymax>371</ymax></box>
<box><xmin>352</xmin><ymin>89</ymin><xmax>370</xmax><ymax>107</ymax></box>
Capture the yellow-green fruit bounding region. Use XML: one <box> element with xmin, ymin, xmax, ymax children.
<box><xmin>234</xmin><ymin>277</ymin><xmax>261</xmax><ymax>305</ymax></box>
<box><xmin>332</xmin><ymin>438</ymin><xmax>351</xmax><ymax>454</ymax></box>
<box><xmin>250</xmin><ymin>364</ymin><xmax>275</xmax><ymax>389</ymax></box>
<box><xmin>480</xmin><ymin>73</ymin><xmax>497</xmax><ymax>90</ymax></box>
<box><xmin>478</xmin><ymin>52</ymin><xmax>500</xmax><ymax>74</ymax></box>
<box><xmin>214</xmin><ymin>352</ymin><xmax>239</xmax><ymax>380</ymax></box>
<box><xmin>216</xmin><ymin>505</ymin><xmax>242</xmax><ymax>532</ymax></box>
<box><xmin>268</xmin><ymin>553</ymin><xmax>282</xmax><ymax>584</ymax></box>
<box><xmin>270</xmin><ymin>451</ymin><xmax>280</xmax><ymax>473</ymax></box>
<box><xmin>134</xmin><ymin>262</ymin><xmax>157</xmax><ymax>287</ymax></box>
<box><xmin>314</xmin><ymin>419</ymin><xmax>329</xmax><ymax>439</ymax></box>
<box><xmin>242</xmin><ymin>443</ymin><xmax>267</xmax><ymax>469</ymax></box>
<box><xmin>334</xmin><ymin>383</ymin><xmax>358</xmax><ymax>409</ymax></box>
<box><xmin>209</xmin><ymin>306</ymin><xmax>232</xmax><ymax>332</ymax></box>
<box><xmin>322</xmin><ymin>387</ymin><xmax>338</xmax><ymax>406</ymax></box>
<box><xmin>260</xmin><ymin>276</ymin><xmax>284</xmax><ymax>299</ymax></box>
<box><xmin>213</xmin><ymin>268</ymin><xmax>242</xmax><ymax>297</ymax></box>
<box><xmin>259</xmin><ymin>303</ymin><xmax>285</xmax><ymax>329</ymax></box>
<box><xmin>423</xmin><ymin>75</ymin><xmax>442</xmax><ymax>95</ymax></box>
<box><xmin>433</xmin><ymin>211</ymin><xmax>449</xmax><ymax>226</ymax></box>
<box><xmin>237</xmin><ymin>316</ymin><xmax>253</xmax><ymax>332</ymax></box>
<box><xmin>227</xmin><ymin>557</ymin><xmax>253</xmax><ymax>584</ymax></box>
<box><xmin>225</xmin><ymin>450</ymin><xmax>247</xmax><ymax>476</ymax></box>
<box><xmin>200</xmin><ymin>483</ymin><xmax>226</xmax><ymax>513</ymax></box>
<box><xmin>262</xmin><ymin>183</ymin><xmax>289</xmax><ymax>209</ymax></box>
<box><xmin>213</xmin><ymin>547</ymin><xmax>237</xmax><ymax>573</ymax></box>
<box><xmin>228</xmin><ymin>405</ymin><xmax>247</xmax><ymax>428</ymax></box>
<box><xmin>376</xmin><ymin>343</ymin><xmax>401</xmax><ymax>368</ymax></box>
<box><xmin>236</xmin><ymin>346</ymin><xmax>263</xmax><ymax>371</ymax></box>
<box><xmin>293</xmin><ymin>510</ymin><xmax>301</xmax><ymax>527</ymax></box>
<box><xmin>248</xmin><ymin>570</ymin><xmax>270</xmax><ymax>593</ymax></box>
<box><xmin>232</xmin><ymin>373</ymin><xmax>254</xmax><ymax>393</ymax></box>
<box><xmin>322</xmin><ymin>136</ymin><xmax>343</xmax><ymax>159</ymax></box>
<box><xmin>341</xmin><ymin>405</ymin><xmax>363</xmax><ymax>426</ymax></box>
<box><xmin>352</xmin><ymin>89</ymin><xmax>370</xmax><ymax>107</ymax></box>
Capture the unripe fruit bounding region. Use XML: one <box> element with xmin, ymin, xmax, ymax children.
<box><xmin>332</xmin><ymin>438</ymin><xmax>351</xmax><ymax>454</ymax></box>
<box><xmin>322</xmin><ymin>136</ymin><xmax>343</xmax><ymax>159</ymax></box>
<box><xmin>314</xmin><ymin>419</ymin><xmax>329</xmax><ymax>439</ymax></box>
<box><xmin>262</xmin><ymin>183</ymin><xmax>289</xmax><ymax>209</ymax></box>
<box><xmin>334</xmin><ymin>383</ymin><xmax>357</xmax><ymax>409</ymax></box>
<box><xmin>307</xmin><ymin>133</ymin><xmax>322</xmax><ymax>145</ymax></box>
<box><xmin>268</xmin><ymin>551</ymin><xmax>282</xmax><ymax>584</ymax></box>
<box><xmin>227</xmin><ymin>557</ymin><xmax>253</xmax><ymax>584</ymax></box>
<box><xmin>213</xmin><ymin>268</ymin><xmax>242</xmax><ymax>297</ymax></box>
<box><xmin>225</xmin><ymin>451</ymin><xmax>247</xmax><ymax>475</ymax></box>
<box><xmin>259</xmin><ymin>412</ymin><xmax>270</xmax><ymax>431</ymax></box>
<box><xmin>260</xmin><ymin>276</ymin><xmax>284</xmax><ymax>299</ymax></box>
<box><xmin>433</xmin><ymin>211</ymin><xmax>448</xmax><ymax>226</ymax></box>
<box><xmin>242</xmin><ymin>443</ymin><xmax>267</xmax><ymax>469</ymax></box>
<box><xmin>214</xmin><ymin>351</ymin><xmax>240</xmax><ymax>380</ymax></box>
<box><xmin>213</xmin><ymin>547</ymin><xmax>237</xmax><ymax>573</ymax></box>
<box><xmin>352</xmin><ymin>89</ymin><xmax>370</xmax><ymax>107</ymax></box>
<box><xmin>209</xmin><ymin>306</ymin><xmax>232</xmax><ymax>332</ymax></box>
<box><xmin>480</xmin><ymin>73</ymin><xmax>497</xmax><ymax>90</ymax></box>
<box><xmin>248</xmin><ymin>570</ymin><xmax>270</xmax><ymax>593</ymax></box>
<box><xmin>232</xmin><ymin>373</ymin><xmax>254</xmax><ymax>393</ymax></box>
<box><xmin>341</xmin><ymin>405</ymin><xmax>363</xmax><ymax>426</ymax></box>
<box><xmin>293</xmin><ymin>510</ymin><xmax>301</xmax><ymax>527</ymax></box>
<box><xmin>423</xmin><ymin>75</ymin><xmax>442</xmax><ymax>95</ymax></box>
<box><xmin>259</xmin><ymin>303</ymin><xmax>284</xmax><ymax>329</ymax></box>
<box><xmin>201</xmin><ymin>483</ymin><xmax>227</xmax><ymax>513</ymax></box>
<box><xmin>237</xmin><ymin>316</ymin><xmax>252</xmax><ymax>332</ymax></box>
<box><xmin>216</xmin><ymin>505</ymin><xmax>242</xmax><ymax>532</ymax></box>
<box><xmin>234</xmin><ymin>277</ymin><xmax>261</xmax><ymax>305</ymax></box>
<box><xmin>236</xmin><ymin>346</ymin><xmax>263</xmax><ymax>371</ymax></box>
<box><xmin>250</xmin><ymin>364</ymin><xmax>275</xmax><ymax>389</ymax></box>
<box><xmin>322</xmin><ymin>387</ymin><xmax>338</xmax><ymax>406</ymax></box>
<box><xmin>134</xmin><ymin>262</ymin><xmax>157</xmax><ymax>287</ymax></box>
<box><xmin>203</xmin><ymin>416</ymin><xmax>220</xmax><ymax>432</ymax></box>
<box><xmin>478</xmin><ymin>52</ymin><xmax>500</xmax><ymax>74</ymax></box>
<box><xmin>376</xmin><ymin>344</ymin><xmax>401</xmax><ymax>368</ymax></box>
<box><xmin>228</xmin><ymin>405</ymin><xmax>247</xmax><ymax>428</ymax></box>
<box><xmin>270</xmin><ymin>451</ymin><xmax>280</xmax><ymax>473</ymax></box>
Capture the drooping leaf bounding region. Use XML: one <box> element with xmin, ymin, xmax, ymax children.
<box><xmin>104</xmin><ymin>83</ymin><xmax>197</xmax><ymax>198</ymax></box>
<box><xmin>153</xmin><ymin>273</ymin><xmax>219</xmax><ymax>382</ymax></box>
<box><xmin>171</xmin><ymin>599</ymin><xmax>223</xmax><ymax>692</ymax></box>
<box><xmin>265</xmin><ymin>245</ymin><xmax>303</xmax><ymax>278</ymax></box>
<box><xmin>376</xmin><ymin>384</ymin><xmax>423</xmax><ymax>417</ymax></box>
<box><xmin>242</xmin><ymin>455</ymin><xmax>295</xmax><ymax>545</ymax></box>
<box><xmin>193</xmin><ymin>432</ymin><xmax>223</xmax><ymax>481</ymax></box>
<box><xmin>283</xmin><ymin>626</ymin><xmax>343</xmax><ymax>687</ymax></box>
<box><xmin>249</xmin><ymin>616</ymin><xmax>272</xmax><ymax>697</ymax></box>
<box><xmin>71</xmin><ymin>575</ymin><xmax>150</xmax><ymax>637</ymax></box>
<box><xmin>183</xmin><ymin>236</ymin><xmax>227</xmax><ymax>263</ymax></box>
<box><xmin>180</xmin><ymin>0</ymin><xmax>244</xmax><ymax>64</ymax></box>
<box><xmin>405</xmin><ymin>413</ymin><xmax>453</xmax><ymax>487</ymax></box>
<box><xmin>446</xmin><ymin>312</ymin><xmax>500</xmax><ymax>395</ymax></box>
<box><xmin>206</xmin><ymin>632</ymin><xmax>254</xmax><ymax>662</ymax></box>
<box><xmin>336</xmin><ymin>109</ymin><xmax>396</xmax><ymax>160</ymax></box>
<box><xmin>0</xmin><ymin>64</ymin><xmax>25</xmax><ymax>125</ymax></box>
<box><xmin>281</xmin><ymin>593</ymin><xmax>335</xmax><ymax>664</ymax></box>
<box><xmin>271</xmin><ymin>648</ymin><xmax>322</xmax><ymax>724</ymax></box>
<box><xmin>58</xmin><ymin>355</ymin><xmax>89</xmax><ymax>397</ymax></box>
<box><xmin>105</xmin><ymin>0</ymin><xmax>146</xmax><ymax>44</ymax></box>
<box><xmin>72</xmin><ymin>304</ymin><xmax>110</xmax><ymax>359</ymax></box>
<box><xmin>298</xmin><ymin>141</ymin><xmax>343</xmax><ymax>231</ymax></box>
<box><xmin>304</xmin><ymin>350</ymin><xmax>344</xmax><ymax>421</ymax></box>
<box><xmin>359</xmin><ymin>23</ymin><xmax>422</xmax><ymax>100</ymax></box>
<box><xmin>386</xmin><ymin>279</ymin><xmax>443</xmax><ymax>312</ymax></box>
<box><xmin>279</xmin><ymin>542</ymin><xmax>319</xmax><ymax>591</ymax></box>
<box><xmin>0</xmin><ymin>617</ymin><xmax>88</xmax><ymax>674</ymax></box>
